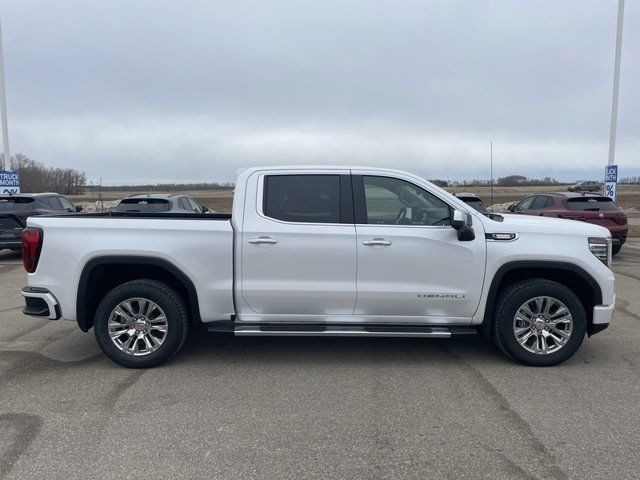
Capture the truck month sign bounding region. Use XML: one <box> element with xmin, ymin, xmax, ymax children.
<box><xmin>0</xmin><ymin>171</ymin><xmax>21</xmax><ymax>195</ymax></box>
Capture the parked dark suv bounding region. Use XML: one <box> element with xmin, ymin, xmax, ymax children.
<box><xmin>0</xmin><ymin>193</ymin><xmax>82</xmax><ymax>251</ymax></box>
<box><xmin>507</xmin><ymin>192</ymin><xmax>628</xmax><ymax>254</ymax></box>
<box><xmin>454</xmin><ymin>192</ymin><xmax>490</xmax><ymax>215</ymax></box>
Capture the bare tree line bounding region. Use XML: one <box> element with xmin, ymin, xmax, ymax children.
<box><xmin>620</xmin><ymin>177</ymin><xmax>640</xmax><ymax>184</ymax></box>
<box><xmin>2</xmin><ymin>152</ymin><xmax>637</xmax><ymax>195</ymax></box>
<box><xmin>431</xmin><ymin>175</ymin><xmax>565</xmax><ymax>188</ymax></box>
<box><xmin>2</xmin><ymin>153</ymin><xmax>86</xmax><ymax>195</ymax></box>
<box><xmin>86</xmin><ymin>182</ymin><xmax>235</xmax><ymax>192</ymax></box>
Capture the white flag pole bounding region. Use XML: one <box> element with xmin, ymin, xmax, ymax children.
<box><xmin>0</xmin><ymin>18</ymin><xmax>11</xmax><ymax>171</ymax></box>
<box><xmin>607</xmin><ymin>0</ymin><xmax>625</xmax><ymax>167</ymax></box>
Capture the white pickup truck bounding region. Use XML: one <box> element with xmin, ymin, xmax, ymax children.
<box><xmin>20</xmin><ymin>166</ymin><xmax>615</xmax><ymax>368</ymax></box>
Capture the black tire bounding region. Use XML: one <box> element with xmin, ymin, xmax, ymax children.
<box><xmin>612</xmin><ymin>243</ymin><xmax>622</xmax><ymax>255</ymax></box>
<box><xmin>492</xmin><ymin>279</ymin><xmax>586</xmax><ymax>366</ymax></box>
<box><xmin>94</xmin><ymin>279</ymin><xmax>189</xmax><ymax>368</ymax></box>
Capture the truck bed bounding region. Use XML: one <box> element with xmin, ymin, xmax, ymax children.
<box><xmin>26</xmin><ymin>214</ymin><xmax>235</xmax><ymax>323</ymax></box>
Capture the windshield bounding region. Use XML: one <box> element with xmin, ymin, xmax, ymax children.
<box><xmin>565</xmin><ymin>197</ymin><xmax>619</xmax><ymax>211</ymax></box>
<box><xmin>0</xmin><ymin>197</ymin><xmax>34</xmax><ymax>212</ymax></box>
<box><xmin>115</xmin><ymin>198</ymin><xmax>170</xmax><ymax>212</ymax></box>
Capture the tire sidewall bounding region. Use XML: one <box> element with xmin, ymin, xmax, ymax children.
<box><xmin>496</xmin><ymin>281</ymin><xmax>586</xmax><ymax>366</ymax></box>
<box><xmin>94</xmin><ymin>282</ymin><xmax>186</xmax><ymax>368</ymax></box>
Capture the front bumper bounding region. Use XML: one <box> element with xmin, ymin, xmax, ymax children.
<box><xmin>589</xmin><ymin>300</ymin><xmax>615</xmax><ymax>336</ymax></box>
<box><xmin>21</xmin><ymin>287</ymin><xmax>61</xmax><ymax>320</ymax></box>
<box><xmin>611</xmin><ymin>234</ymin><xmax>627</xmax><ymax>247</ymax></box>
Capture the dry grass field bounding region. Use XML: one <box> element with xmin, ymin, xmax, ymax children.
<box><xmin>70</xmin><ymin>184</ymin><xmax>640</xmax><ymax>237</ymax></box>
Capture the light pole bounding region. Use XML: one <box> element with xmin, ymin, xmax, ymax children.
<box><xmin>0</xmin><ymin>18</ymin><xmax>10</xmax><ymax>171</ymax></box>
<box><xmin>607</xmin><ymin>0</ymin><xmax>625</xmax><ymax>166</ymax></box>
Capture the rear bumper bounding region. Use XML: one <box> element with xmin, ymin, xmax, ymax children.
<box><xmin>21</xmin><ymin>287</ymin><xmax>61</xmax><ymax>320</ymax></box>
<box><xmin>0</xmin><ymin>231</ymin><xmax>21</xmax><ymax>249</ymax></box>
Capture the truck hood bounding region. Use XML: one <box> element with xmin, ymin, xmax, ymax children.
<box><xmin>485</xmin><ymin>213</ymin><xmax>611</xmax><ymax>237</ymax></box>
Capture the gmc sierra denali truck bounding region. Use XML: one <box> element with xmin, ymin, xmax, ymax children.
<box><xmin>20</xmin><ymin>166</ymin><xmax>615</xmax><ymax>368</ymax></box>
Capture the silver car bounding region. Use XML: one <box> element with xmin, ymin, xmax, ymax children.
<box><xmin>115</xmin><ymin>194</ymin><xmax>209</xmax><ymax>214</ymax></box>
<box><xmin>568</xmin><ymin>181</ymin><xmax>601</xmax><ymax>193</ymax></box>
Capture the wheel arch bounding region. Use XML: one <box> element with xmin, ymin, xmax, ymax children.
<box><xmin>77</xmin><ymin>256</ymin><xmax>201</xmax><ymax>332</ymax></box>
<box><xmin>481</xmin><ymin>261</ymin><xmax>603</xmax><ymax>338</ymax></box>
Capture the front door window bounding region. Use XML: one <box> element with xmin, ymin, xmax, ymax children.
<box><xmin>363</xmin><ymin>176</ymin><xmax>451</xmax><ymax>226</ymax></box>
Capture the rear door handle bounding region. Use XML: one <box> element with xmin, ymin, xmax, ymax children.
<box><xmin>248</xmin><ymin>236</ymin><xmax>278</xmax><ymax>245</ymax></box>
<box><xmin>362</xmin><ymin>238</ymin><xmax>392</xmax><ymax>246</ymax></box>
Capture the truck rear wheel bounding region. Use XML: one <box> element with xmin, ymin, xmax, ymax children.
<box><xmin>493</xmin><ymin>279</ymin><xmax>586</xmax><ymax>366</ymax></box>
<box><xmin>93</xmin><ymin>279</ymin><xmax>189</xmax><ymax>368</ymax></box>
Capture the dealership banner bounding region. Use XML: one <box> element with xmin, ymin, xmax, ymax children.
<box><xmin>0</xmin><ymin>171</ymin><xmax>20</xmax><ymax>195</ymax></box>
<box><xmin>604</xmin><ymin>165</ymin><xmax>617</xmax><ymax>202</ymax></box>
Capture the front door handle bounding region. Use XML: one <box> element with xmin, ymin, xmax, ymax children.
<box><xmin>362</xmin><ymin>238</ymin><xmax>392</xmax><ymax>246</ymax></box>
<box><xmin>248</xmin><ymin>236</ymin><xmax>278</xmax><ymax>245</ymax></box>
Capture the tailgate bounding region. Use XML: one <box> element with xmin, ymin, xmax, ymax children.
<box><xmin>0</xmin><ymin>213</ymin><xmax>25</xmax><ymax>231</ymax></box>
<box><xmin>0</xmin><ymin>214</ymin><xmax>24</xmax><ymax>246</ymax></box>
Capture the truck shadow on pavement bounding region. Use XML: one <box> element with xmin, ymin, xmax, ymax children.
<box><xmin>178</xmin><ymin>332</ymin><xmax>508</xmax><ymax>367</ymax></box>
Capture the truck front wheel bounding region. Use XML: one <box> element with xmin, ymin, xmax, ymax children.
<box><xmin>93</xmin><ymin>279</ymin><xmax>189</xmax><ymax>368</ymax></box>
<box><xmin>493</xmin><ymin>279</ymin><xmax>586</xmax><ymax>366</ymax></box>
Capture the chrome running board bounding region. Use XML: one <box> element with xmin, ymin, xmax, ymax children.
<box><xmin>232</xmin><ymin>325</ymin><xmax>471</xmax><ymax>338</ymax></box>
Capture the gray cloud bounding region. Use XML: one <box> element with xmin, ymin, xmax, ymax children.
<box><xmin>3</xmin><ymin>0</ymin><xmax>639</xmax><ymax>183</ymax></box>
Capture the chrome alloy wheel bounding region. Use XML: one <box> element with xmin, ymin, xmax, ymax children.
<box><xmin>107</xmin><ymin>298</ymin><xmax>168</xmax><ymax>356</ymax></box>
<box><xmin>513</xmin><ymin>296</ymin><xmax>573</xmax><ymax>355</ymax></box>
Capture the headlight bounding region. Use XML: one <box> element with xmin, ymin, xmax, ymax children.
<box><xmin>588</xmin><ymin>237</ymin><xmax>611</xmax><ymax>267</ymax></box>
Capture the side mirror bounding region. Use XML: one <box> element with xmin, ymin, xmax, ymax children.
<box><xmin>452</xmin><ymin>209</ymin><xmax>475</xmax><ymax>241</ymax></box>
<box><xmin>75</xmin><ymin>205</ymin><xmax>83</xmax><ymax>212</ymax></box>
<box><xmin>451</xmin><ymin>209</ymin><xmax>467</xmax><ymax>229</ymax></box>
<box><xmin>507</xmin><ymin>204</ymin><xmax>516</xmax><ymax>212</ymax></box>
<box><xmin>201</xmin><ymin>205</ymin><xmax>209</xmax><ymax>213</ymax></box>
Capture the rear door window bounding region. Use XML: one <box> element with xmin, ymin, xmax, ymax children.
<box><xmin>177</xmin><ymin>198</ymin><xmax>189</xmax><ymax>210</ymax></box>
<box><xmin>566</xmin><ymin>197</ymin><xmax>619</xmax><ymax>211</ymax></box>
<box><xmin>40</xmin><ymin>197</ymin><xmax>63</xmax><ymax>210</ymax></box>
<box><xmin>531</xmin><ymin>196</ymin><xmax>552</xmax><ymax>210</ymax></box>
<box><xmin>264</xmin><ymin>175</ymin><xmax>341</xmax><ymax>223</ymax></box>
<box><xmin>0</xmin><ymin>197</ymin><xmax>34</xmax><ymax>212</ymax></box>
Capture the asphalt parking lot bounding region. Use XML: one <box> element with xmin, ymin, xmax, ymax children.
<box><xmin>1</xmin><ymin>243</ymin><xmax>640</xmax><ymax>480</ymax></box>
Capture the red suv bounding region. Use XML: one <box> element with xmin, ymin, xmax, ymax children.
<box><xmin>507</xmin><ymin>192</ymin><xmax>628</xmax><ymax>254</ymax></box>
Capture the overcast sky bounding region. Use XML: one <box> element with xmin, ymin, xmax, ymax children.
<box><xmin>3</xmin><ymin>0</ymin><xmax>639</xmax><ymax>184</ymax></box>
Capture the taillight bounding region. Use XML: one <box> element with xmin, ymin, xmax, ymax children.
<box><xmin>557</xmin><ymin>213</ymin><xmax>583</xmax><ymax>220</ymax></box>
<box><xmin>22</xmin><ymin>227</ymin><xmax>43</xmax><ymax>273</ymax></box>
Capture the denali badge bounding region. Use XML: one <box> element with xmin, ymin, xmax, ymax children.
<box><xmin>418</xmin><ymin>293</ymin><xmax>466</xmax><ymax>299</ymax></box>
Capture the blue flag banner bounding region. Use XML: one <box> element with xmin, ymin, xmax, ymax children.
<box><xmin>0</xmin><ymin>170</ymin><xmax>20</xmax><ymax>195</ymax></box>
<box><xmin>604</xmin><ymin>165</ymin><xmax>618</xmax><ymax>202</ymax></box>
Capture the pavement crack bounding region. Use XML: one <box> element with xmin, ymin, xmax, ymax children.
<box><xmin>3</xmin><ymin>321</ymin><xmax>50</xmax><ymax>342</ymax></box>
<box><xmin>101</xmin><ymin>370</ymin><xmax>145</xmax><ymax>411</ymax></box>
<box><xmin>615</xmin><ymin>271</ymin><xmax>640</xmax><ymax>282</ymax></box>
<box><xmin>483</xmin><ymin>445</ymin><xmax>540</xmax><ymax>480</ymax></box>
<box><xmin>441</xmin><ymin>342</ymin><xmax>568</xmax><ymax>480</ymax></box>
<box><xmin>0</xmin><ymin>306</ymin><xmax>21</xmax><ymax>314</ymax></box>
<box><xmin>0</xmin><ymin>413</ymin><xmax>43</xmax><ymax>480</ymax></box>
